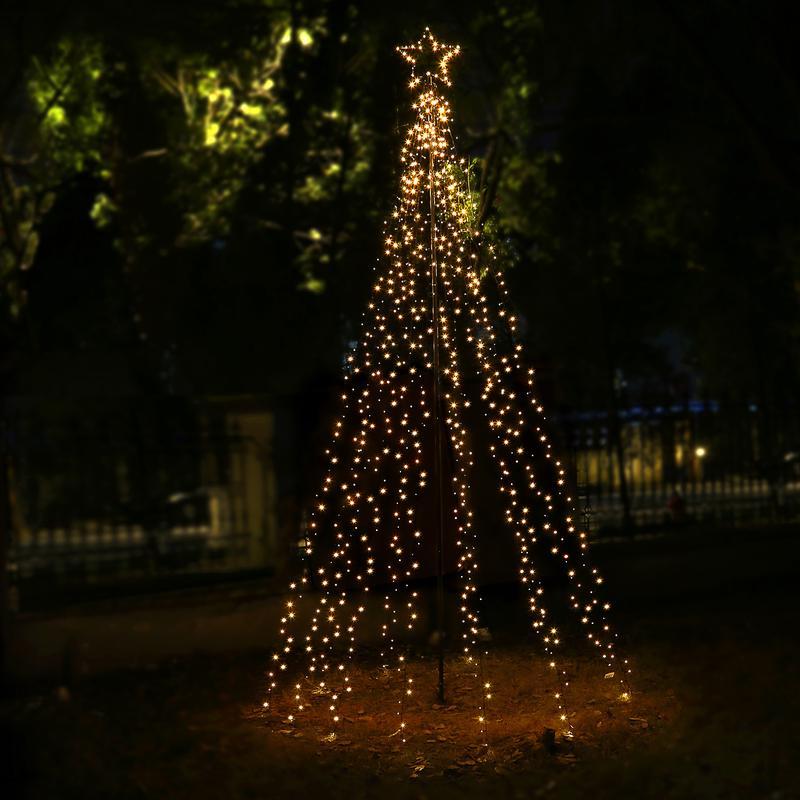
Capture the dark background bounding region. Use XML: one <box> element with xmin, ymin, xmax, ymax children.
<box><xmin>4</xmin><ymin>0</ymin><xmax>800</xmax><ymax>547</ymax></box>
<box><xmin>4</xmin><ymin>0</ymin><xmax>799</xmax><ymax>414</ymax></box>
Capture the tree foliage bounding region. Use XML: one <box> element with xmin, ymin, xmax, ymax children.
<box><xmin>0</xmin><ymin>0</ymin><xmax>797</xmax><ymax>423</ymax></box>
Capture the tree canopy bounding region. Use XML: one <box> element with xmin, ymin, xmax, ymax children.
<box><xmin>0</xmin><ymin>0</ymin><xmax>798</xmax><ymax>420</ymax></box>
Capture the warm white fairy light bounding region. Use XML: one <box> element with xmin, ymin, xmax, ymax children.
<box><xmin>264</xmin><ymin>28</ymin><xmax>631</xmax><ymax>742</ymax></box>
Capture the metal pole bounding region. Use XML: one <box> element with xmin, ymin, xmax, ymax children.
<box><xmin>0</xmin><ymin>413</ymin><xmax>10</xmax><ymax>692</ymax></box>
<box><xmin>427</xmin><ymin>92</ymin><xmax>447</xmax><ymax>705</ymax></box>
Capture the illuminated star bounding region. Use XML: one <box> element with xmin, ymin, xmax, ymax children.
<box><xmin>396</xmin><ymin>27</ymin><xmax>461</xmax><ymax>89</ymax></box>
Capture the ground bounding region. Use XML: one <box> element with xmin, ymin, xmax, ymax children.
<box><xmin>2</xmin><ymin>568</ymin><xmax>799</xmax><ymax>800</ymax></box>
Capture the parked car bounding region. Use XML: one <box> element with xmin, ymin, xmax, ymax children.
<box><xmin>159</xmin><ymin>486</ymin><xmax>235</xmax><ymax>559</ymax></box>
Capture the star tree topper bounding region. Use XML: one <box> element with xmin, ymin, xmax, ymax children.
<box><xmin>396</xmin><ymin>27</ymin><xmax>461</xmax><ymax>90</ymax></box>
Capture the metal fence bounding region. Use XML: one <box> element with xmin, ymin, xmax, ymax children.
<box><xmin>1</xmin><ymin>401</ymin><xmax>278</xmax><ymax>611</ymax></box>
<box><xmin>562</xmin><ymin>401</ymin><xmax>800</xmax><ymax>531</ymax></box>
<box><xmin>2</xmin><ymin>397</ymin><xmax>798</xmax><ymax>611</ymax></box>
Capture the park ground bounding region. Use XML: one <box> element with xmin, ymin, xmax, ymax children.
<box><xmin>2</xmin><ymin>527</ymin><xmax>799</xmax><ymax>799</ymax></box>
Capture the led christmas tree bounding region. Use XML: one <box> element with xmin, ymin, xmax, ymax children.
<box><xmin>265</xmin><ymin>29</ymin><xmax>631</xmax><ymax>742</ymax></box>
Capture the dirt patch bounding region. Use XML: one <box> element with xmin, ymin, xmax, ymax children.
<box><xmin>2</xmin><ymin>587</ymin><xmax>799</xmax><ymax>799</ymax></box>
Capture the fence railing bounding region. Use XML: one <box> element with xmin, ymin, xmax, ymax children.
<box><xmin>1</xmin><ymin>401</ymin><xmax>279</xmax><ymax>611</ymax></box>
<box><xmin>2</xmin><ymin>398</ymin><xmax>798</xmax><ymax>611</ymax></box>
<box><xmin>561</xmin><ymin>402</ymin><xmax>800</xmax><ymax>531</ymax></box>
